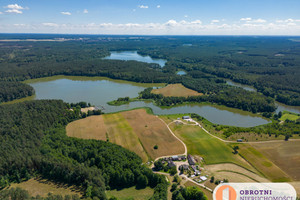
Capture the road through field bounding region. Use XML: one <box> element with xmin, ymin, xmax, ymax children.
<box><xmin>156</xmin><ymin>116</ymin><xmax>187</xmax><ymax>159</ymax></box>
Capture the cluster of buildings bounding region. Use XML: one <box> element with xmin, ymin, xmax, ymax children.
<box><xmin>179</xmin><ymin>154</ymin><xmax>202</xmax><ymax>177</ymax></box>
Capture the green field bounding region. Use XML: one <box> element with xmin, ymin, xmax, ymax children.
<box><xmin>169</xmin><ymin>123</ymin><xmax>253</xmax><ymax>170</ymax></box>
<box><xmin>279</xmin><ymin>111</ymin><xmax>300</xmax><ymax>121</ymax></box>
<box><xmin>106</xmin><ymin>187</ymin><xmax>154</xmax><ymax>200</ymax></box>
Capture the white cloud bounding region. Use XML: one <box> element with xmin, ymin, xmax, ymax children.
<box><xmin>0</xmin><ymin>12</ymin><xmax>3</xmax><ymax>14</ymax></box>
<box><xmin>5</xmin><ymin>9</ymin><xmax>23</xmax><ymax>14</ymax></box>
<box><xmin>61</xmin><ymin>12</ymin><xmax>71</xmax><ymax>15</ymax></box>
<box><xmin>138</xmin><ymin>5</ymin><xmax>148</xmax><ymax>9</ymax></box>
<box><xmin>251</xmin><ymin>19</ymin><xmax>267</xmax><ymax>23</ymax></box>
<box><xmin>211</xmin><ymin>20</ymin><xmax>220</xmax><ymax>23</ymax></box>
<box><xmin>276</xmin><ymin>19</ymin><xmax>300</xmax><ymax>23</ymax></box>
<box><xmin>4</xmin><ymin>4</ymin><xmax>26</xmax><ymax>14</ymax></box>
<box><xmin>6</xmin><ymin>4</ymin><xmax>24</xmax><ymax>10</ymax></box>
<box><xmin>191</xmin><ymin>20</ymin><xmax>202</xmax><ymax>25</ymax></box>
<box><xmin>83</xmin><ymin>9</ymin><xmax>88</xmax><ymax>14</ymax></box>
<box><xmin>42</xmin><ymin>23</ymin><xmax>59</xmax><ymax>27</ymax></box>
<box><xmin>184</xmin><ymin>15</ymin><xmax>188</xmax><ymax>18</ymax></box>
<box><xmin>240</xmin><ymin>17</ymin><xmax>252</xmax><ymax>21</ymax></box>
<box><xmin>157</xmin><ymin>5</ymin><xmax>160</xmax><ymax>8</ymax></box>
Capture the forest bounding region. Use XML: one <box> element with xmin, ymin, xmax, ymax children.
<box><xmin>0</xmin><ymin>100</ymin><xmax>168</xmax><ymax>200</ymax></box>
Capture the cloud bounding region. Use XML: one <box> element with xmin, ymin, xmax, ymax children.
<box><xmin>251</xmin><ymin>19</ymin><xmax>267</xmax><ymax>23</ymax></box>
<box><xmin>83</xmin><ymin>9</ymin><xmax>88</xmax><ymax>14</ymax></box>
<box><xmin>276</xmin><ymin>19</ymin><xmax>300</xmax><ymax>23</ymax></box>
<box><xmin>240</xmin><ymin>17</ymin><xmax>252</xmax><ymax>21</ymax></box>
<box><xmin>184</xmin><ymin>15</ymin><xmax>188</xmax><ymax>18</ymax></box>
<box><xmin>0</xmin><ymin>12</ymin><xmax>2</xmax><ymax>14</ymax></box>
<box><xmin>2</xmin><ymin>19</ymin><xmax>300</xmax><ymax>35</ymax></box>
<box><xmin>42</xmin><ymin>23</ymin><xmax>59</xmax><ymax>27</ymax></box>
<box><xmin>5</xmin><ymin>9</ymin><xmax>23</xmax><ymax>14</ymax></box>
<box><xmin>61</xmin><ymin>12</ymin><xmax>71</xmax><ymax>15</ymax></box>
<box><xmin>4</xmin><ymin>4</ymin><xmax>26</xmax><ymax>14</ymax></box>
<box><xmin>6</xmin><ymin>4</ymin><xmax>24</xmax><ymax>10</ymax></box>
<box><xmin>211</xmin><ymin>20</ymin><xmax>220</xmax><ymax>24</ymax></box>
<box><xmin>157</xmin><ymin>5</ymin><xmax>160</xmax><ymax>8</ymax></box>
<box><xmin>138</xmin><ymin>5</ymin><xmax>148</xmax><ymax>9</ymax></box>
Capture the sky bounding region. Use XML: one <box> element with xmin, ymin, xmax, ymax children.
<box><xmin>0</xmin><ymin>0</ymin><xmax>300</xmax><ymax>35</ymax></box>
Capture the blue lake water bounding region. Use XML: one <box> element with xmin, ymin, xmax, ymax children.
<box><xmin>27</xmin><ymin>76</ymin><xmax>271</xmax><ymax>127</ymax></box>
<box><xmin>103</xmin><ymin>51</ymin><xmax>167</xmax><ymax>67</ymax></box>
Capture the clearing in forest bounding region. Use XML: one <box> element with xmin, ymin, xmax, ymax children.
<box><xmin>66</xmin><ymin>109</ymin><xmax>185</xmax><ymax>162</ymax></box>
<box><xmin>106</xmin><ymin>186</ymin><xmax>154</xmax><ymax>200</ymax></box>
<box><xmin>8</xmin><ymin>178</ymin><xmax>82</xmax><ymax>197</ymax></box>
<box><xmin>151</xmin><ymin>84</ymin><xmax>203</xmax><ymax>97</ymax></box>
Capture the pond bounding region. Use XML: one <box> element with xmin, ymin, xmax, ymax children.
<box><xmin>26</xmin><ymin>76</ymin><xmax>270</xmax><ymax>127</ymax></box>
<box><xmin>103</xmin><ymin>51</ymin><xmax>167</xmax><ymax>67</ymax></box>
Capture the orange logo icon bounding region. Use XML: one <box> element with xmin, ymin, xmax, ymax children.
<box><xmin>214</xmin><ymin>185</ymin><xmax>237</xmax><ymax>200</ymax></box>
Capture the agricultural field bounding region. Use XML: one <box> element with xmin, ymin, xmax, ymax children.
<box><xmin>279</xmin><ymin>111</ymin><xmax>300</xmax><ymax>122</ymax></box>
<box><xmin>106</xmin><ymin>186</ymin><xmax>154</xmax><ymax>200</ymax></box>
<box><xmin>236</xmin><ymin>144</ymin><xmax>291</xmax><ymax>182</ymax></box>
<box><xmin>168</xmin><ymin>123</ymin><xmax>255</xmax><ymax>171</ymax></box>
<box><xmin>66</xmin><ymin>109</ymin><xmax>185</xmax><ymax>162</ymax></box>
<box><xmin>204</xmin><ymin>163</ymin><xmax>269</xmax><ymax>183</ymax></box>
<box><xmin>8</xmin><ymin>178</ymin><xmax>81</xmax><ymax>197</ymax></box>
<box><xmin>251</xmin><ymin>140</ymin><xmax>300</xmax><ymax>181</ymax></box>
<box><xmin>151</xmin><ymin>84</ymin><xmax>203</xmax><ymax>97</ymax></box>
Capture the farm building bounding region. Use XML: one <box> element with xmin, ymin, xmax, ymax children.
<box><xmin>237</xmin><ymin>139</ymin><xmax>243</xmax><ymax>142</ymax></box>
<box><xmin>167</xmin><ymin>161</ymin><xmax>176</xmax><ymax>168</ymax></box>
<box><xmin>200</xmin><ymin>176</ymin><xmax>207</xmax><ymax>181</ymax></box>
<box><xmin>172</xmin><ymin>155</ymin><xmax>179</xmax><ymax>161</ymax></box>
<box><xmin>188</xmin><ymin>154</ymin><xmax>196</xmax><ymax>165</ymax></box>
<box><xmin>182</xmin><ymin>116</ymin><xmax>190</xmax><ymax>120</ymax></box>
<box><xmin>179</xmin><ymin>164</ymin><xmax>189</xmax><ymax>171</ymax></box>
<box><xmin>178</xmin><ymin>155</ymin><xmax>186</xmax><ymax>160</ymax></box>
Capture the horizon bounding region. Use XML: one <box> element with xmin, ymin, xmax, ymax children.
<box><xmin>1</xmin><ymin>0</ymin><xmax>300</xmax><ymax>35</ymax></box>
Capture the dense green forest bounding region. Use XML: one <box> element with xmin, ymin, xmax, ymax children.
<box><xmin>0</xmin><ymin>100</ymin><xmax>168</xmax><ymax>199</ymax></box>
<box><xmin>0</xmin><ymin>81</ymin><xmax>34</xmax><ymax>103</ymax></box>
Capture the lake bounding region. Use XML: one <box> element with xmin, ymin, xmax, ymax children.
<box><xmin>26</xmin><ymin>76</ymin><xmax>270</xmax><ymax>127</ymax></box>
<box><xmin>103</xmin><ymin>51</ymin><xmax>167</xmax><ymax>67</ymax></box>
<box><xmin>226</xmin><ymin>80</ymin><xmax>300</xmax><ymax>114</ymax></box>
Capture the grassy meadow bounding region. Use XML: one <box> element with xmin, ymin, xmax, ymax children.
<box><xmin>8</xmin><ymin>178</ymin><xmax>82</xmax><ymax>197</ymax></box>
<box><xmin>106</xmin><ymin>186</ymin><xmax>154</xmax><ymax>200</ymax></box>
<box><xmin>168</xmin><ymin>123</ymin><xmax>254</xmax><ymax>170</ymax></box>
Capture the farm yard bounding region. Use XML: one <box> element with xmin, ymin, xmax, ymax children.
<box><xmin>66</xmin><ymin>109</ymin><xmax>185</xmax><ymax>162</ymax></box>
<box><xmin>151</xmin><ymin>84</ymin><xmax>203</xmax><ymax>97</ymax></box>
